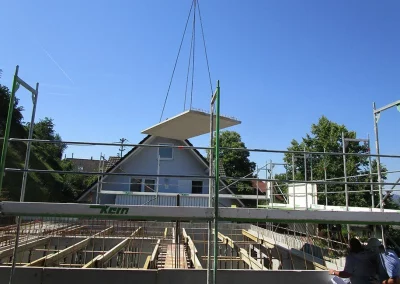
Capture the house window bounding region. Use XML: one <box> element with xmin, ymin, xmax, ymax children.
<box><xmin>77</xmin><ymin>166</ymin><xmax>83</xmax><ymax>172</ymax></box>
<box><xmin>192</xmin><ymin>181</ymin><xmax>203</xmax><ymax>194</ymax></box>
<box><xmin>143</xmin><ymin>179</ymin><xmax>155</xmax><ymax>192</ymax></box>
<box><xmin>130</xmin><ymin>178</ymin><xmax>142</xmax><ymax>192</ymax></box>
<box><xmin>159</xmin><ymin>143</ymin><xmax>173</xmax><ymax>160</ymax></box>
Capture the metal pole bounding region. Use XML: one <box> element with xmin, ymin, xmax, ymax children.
<box><xmin>367</xmin><ymin>135</ymin><xmax>375</xmax><ymax>209</ymax></box>
<box><xmin>265</xmin><ymin>161</ymin><xmax>268</xmax><ymax>207</ymax></box>
<box><xmin>373</xmin><ymin>102</ymin><xmax>385</xmax><ymax>247</ymax></box>
<box><xmin>9</xmin><ymin>81</ymin><xmax>39</xmax><ymax>284</ymax></box>
<box><xmin>156</xmin><ymin>153</ymin><xmax>160</xmax><ymax>204</ymax></box>
<box><xmin>291</xmin><ymin>154</ymin><xmax>296</xmax><ymax>210</ymax></box>
<box><xmin>256</xmin><ymin>165</ymin><xmax>259</xmax><ymax>208</ymax></box>
<box><xmin>292</xmin><ymin>154</ymin><xmax>296</xmax><ymax>238</ymax></box>
<box><xmin>99</xmin><ymin>157</ymin><xmax>105</xmax><ymax>204</ymax></box>
<box><xmin>270</xmin><ymin>160</ymin><xmax>274</xmax><ymax>208</ymax></box>
<box><xmin>96</xmin><ymin>153</ymin><xmax>102</xmax><ymax>204</ymax></box>
<box><xmin>367</xmin><ymin>135</ymin><xmax>377</xmax><ymax>236</ymax></box>
<box><xmin>342</xmin><ymin>132</ymin><xmax>349</xmax><ymax>210</ymax></box>
<box><xmin>0</xmin><ymin>66</ymin><xmax>19</xmax><ymax>194</ymax></box>
<box><xmin>18</xmin><ymin>83</ymin><xmax>39</xmax><ymax>202</ymax></box>
<box><xmin>342</xmin><ymin>132</ymin><xmax>351</xmax><ymax>243</ymax></box>
<box><xmin>207</xmin><ymin>89</ymin><xmax>214</xmax><ymax>284</ymax></box>
<box><xmin>213</xmin><ymin>80</ymin><xmax>220</xmax><ymax>284</ymax></box>
<box><xmin>324</xmin><ymin>148</ymin><xmax>328</xmax><ymax>208</ymax></box>
<box><xmin>304</xmin><ymin>147</ymin><xmax>308</xmax><ymax>210</ymax></box>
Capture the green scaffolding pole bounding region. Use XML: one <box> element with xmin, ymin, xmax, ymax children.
<box><xmin>213</xmin><ymin>80</ymin><xmax>220</xmax><ymax>284</ymax></box>
<box><xmin>0</xmin><ymin>66</ymin><xmax>19</xmax><ymax>195</ymax></box>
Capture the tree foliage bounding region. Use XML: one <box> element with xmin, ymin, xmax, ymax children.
<box><xmin>209</xmin><ymin>131</ymin><xmax>256</xmax><ymax>194</ymax></box>
<box><xmin>29</xmin><ymin>117</ymin><xmax>67</xmax><ymax>159</ymax></box>
<box><xmin>0</xmin><ymin>84</ymin><xmax>83</xmax><ymax>202</ymax></box>
<box><xmin>280</xmin><ymin>116</ymin><xmax>396</xmax><ymax>209</ymax></box>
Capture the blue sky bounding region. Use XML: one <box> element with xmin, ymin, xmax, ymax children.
<box><xmin>1</xmin><ymin>0</ymin><xmax>399</xmax><ymax>185</ymax></box>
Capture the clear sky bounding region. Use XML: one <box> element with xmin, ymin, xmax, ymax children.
<box><xmin>1</xmin><ymin>0</ymin><xmax>399</xmax><ymax>185</ymax></box>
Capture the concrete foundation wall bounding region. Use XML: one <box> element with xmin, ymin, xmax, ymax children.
<box><xmin>0</xmin><ymin>267</ymin><xmax>335</xmax><ymax>284</ymax></box>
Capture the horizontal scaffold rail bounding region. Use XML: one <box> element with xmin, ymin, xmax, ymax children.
<box><xmin>4</xmin><ymin>168</ymin><xmax>400</xmax><ymax>186</ymax></box>
<box><xmin>2</xmin><ymin>137</ymin><xmax>400</xmax><ymax>158</ymax></box>
<box><xmin>1</xmin><ymin>202</ymin><xmax>400</xmax><ymax>225</ymax></box>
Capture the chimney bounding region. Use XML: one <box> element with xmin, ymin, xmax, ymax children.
<box><xmin>72</xmin><ymin>153</ymin><xmax>74</xmax><ymax>159</ymax></box>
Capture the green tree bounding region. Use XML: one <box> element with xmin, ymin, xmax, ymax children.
<box><xmin>281</xmin><ymin>116</ymin><xmax>393</xmax><ymax>208</ymax></box>
<box><xmin>0</xmin><ymin>84</ymin><xmax>74</xmax><ymax>202</ymax></box>
<box><xmin>209</xmin><ymin>131</ymin><xmax>256</xmax><ymax>194</ymax></box>
<box><xmin>60</xmin><ymin>159</ymin><xmax>97</xmax><ymax>199</ymax></box>
<box><xmin>0</xmin><ymin>85</ymin><xmax>25</xmax><ymax>138</ymax></box>
<box><xmin>29</xmin><ymin>117</ymin><xmax>67</xmax><ymax>159</ymax></box>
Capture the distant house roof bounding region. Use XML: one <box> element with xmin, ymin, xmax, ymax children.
<box><xmin>76</xmin><ymin>135</ymin><xmax>243</xmax><ymax>206</ymax></box>
<box><xmin>65</xmin><ymin>158</ymin><xmax>100</xmax><ymax>172</ymax></box>
<box><xmin>105</xmin><ymin>156</ymin><xmax>121</xmax><ymax>171</ymax></box>
<box><xmin>252</xmin><ymin>180</ymin><xmax>267</xmax><ymax>193</ymax></box>
<box><xmin>251</xmin><ymin>180</ymin><xmax>285</xmax><ymax>201</ymax></box>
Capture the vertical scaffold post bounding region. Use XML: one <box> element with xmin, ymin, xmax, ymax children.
<box><xmin>367</xmin><ymin>134</ymin><xmax>377</xmax><ymax>236</ymax></box>
<box><xmin>0</xmin><ymin>66</ymin><xmax>19</xmax><ymax>194</ymax></box>
<box><xmin>213</xmin><ymin>80</ymin><xmax>220</xmax><ymax>284</ymax></box>
<box><xmin>323</xmin><ymin>148</ymin><xmax>328</xmax><ymax>208</ymax></box>
<box><xmin>9</xmin><ymin>74</ymin><xmax>39</xmax><ymax>284</ymax></box>
<box><xmin>291</xmin><ymin>154</ymin><xmax>295</xmax><ymax>210</ymax></box>
<box><xmin>342</xmin><ymin>132</ymin><xmax>351</xmax><ymax>243</ymax></box>
<box><xmin>207</xmin><ymin>89</ymin><xmax>215</xmax><ymax>284</ymax></box>
<box><xmin>373</xmin><ymin>102</ymin><xmax>385</xmax><ymax>247</ymax></box>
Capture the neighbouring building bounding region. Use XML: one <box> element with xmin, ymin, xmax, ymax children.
<box><xmin>77</xmin><ymin>135</ymin><xmax>244</xmax><ymax>208</ymax></box>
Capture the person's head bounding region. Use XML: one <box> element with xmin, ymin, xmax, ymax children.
<box><xmin>349</xmin><ymin>238</ymin><xmax>364</xmax><ymax>253</ymax></box>
<box><xmin>366</xmin><ymin>238</ymin><xmax>384</xmax><ymax>253</ymax></box>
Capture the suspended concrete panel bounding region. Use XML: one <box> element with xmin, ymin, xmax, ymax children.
<box><xmin>141</xmin><ymin>110</ymin><xmax>241</xmax><ymax>140</ymax></box>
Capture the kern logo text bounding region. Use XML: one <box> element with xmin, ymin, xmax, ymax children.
<box><xmin>90</xmin><ymin>205</ymin><xmax>129</xmax><ymax>215</ymax></box>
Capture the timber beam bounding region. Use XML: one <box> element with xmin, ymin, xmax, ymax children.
<box><xmin>217</xmin><ymin>232</ymin><xmax>266</xmax><ymax>270</ymax></box>
<box><xmin>0</xmin><ymin>237</ymin><xmax>51</xmax><ymax>259</ymax></box>
<box><xmin>182</xmin><ymin>228</ymin><xmax>202</xmax><ymax>269</ymax></box>
<box><xmin>83</xmin><ymin>227</ymin><xmax>142</xmax><ymax>268</ymax></box>
<box><xmin>242</xmin><ymin>229</ymin><xmax>327</xmax><ymax>270</ymax></box>
<box><xmin>26</xmin><ymin>226</ymin><xmax>114</xmax><ymax>267</ymax></box>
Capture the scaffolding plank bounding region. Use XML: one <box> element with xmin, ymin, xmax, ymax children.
<box><xmin>141</xmin><ymin>109</ymin><xmax>241</xmax><ymax>140</ymax></box>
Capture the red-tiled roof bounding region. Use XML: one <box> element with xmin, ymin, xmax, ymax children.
<box><xmin>251</xmin><ymin>180</ymin><xmax>284</xmax><ymax>201</ymax></box>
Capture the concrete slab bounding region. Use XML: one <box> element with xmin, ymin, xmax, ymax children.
<box><xmin>141</xmin><ymin>110</ymin><xmax>241</xmax><ymax>140</ymax></box>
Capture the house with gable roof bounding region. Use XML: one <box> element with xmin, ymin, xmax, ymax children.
<box><xmin>77</xmin><ymin>135</ymin><xmax>244</xmax><ymax>208</ymax></box>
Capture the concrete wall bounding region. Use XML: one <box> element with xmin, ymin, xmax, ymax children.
<box><xmin>0</xmin><ymin>267</ymin><xmax>335</xmax><ymax>284</ymax></box>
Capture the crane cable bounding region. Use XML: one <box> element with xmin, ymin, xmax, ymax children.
<box><xmin>159</xmin><ymin>0</ymin><xmax>213</xmax><ymax>122</ymax></box>
<box><xmin>184</xmin><ymin>2</ymin><xmax>196</xmax><ymax>111</ymax></box>
<box><xmin>189</xmin><ymin>0</ymin><xmax>196</xmax><ymax>110</ymax></box>
<box><xmin>159</xmin><ymin>1</ymin><xmax>194</xmax><ymax>122</ymax></box>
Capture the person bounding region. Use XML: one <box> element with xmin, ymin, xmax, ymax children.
<box><xmin>366</xmin><ymin>238</ymin><xmax>400</xmax><ymax>284</ymax></box>
<box><xmin>329</xmin><ymin>238</ymin><xmax>379</xmax><ymax>284</ymax></box>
